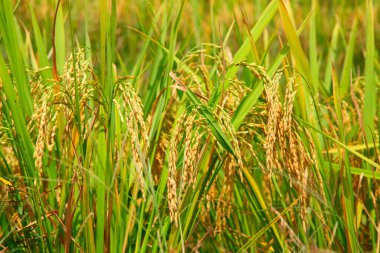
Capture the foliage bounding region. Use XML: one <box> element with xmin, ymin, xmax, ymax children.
<box><xmin>0</xmin><ymin>0</ymin><xmax>379</xmax><ymax>252</ymax></box>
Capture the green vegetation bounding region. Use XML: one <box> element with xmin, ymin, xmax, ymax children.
<box><xmin>0</xmin><ymin>0</ymin><xmax>379</xmax><ymax>252</ymax></box>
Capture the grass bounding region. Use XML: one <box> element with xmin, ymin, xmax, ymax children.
<box><xmin>0</xmin><ymin>0</ymin><xmax>379</xmax><ymax>252</ymax></box>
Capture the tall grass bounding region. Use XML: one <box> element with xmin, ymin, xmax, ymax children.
<box><xmin>0</xmin><ymin>0</ymin><xmax>379</xmax><ymax>252</ymax></box>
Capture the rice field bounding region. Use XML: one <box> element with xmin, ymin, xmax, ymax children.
<box><xmin>0</xmin><ymin>0</ymin><xmax>379</xmax><ymax>252</ymax></box>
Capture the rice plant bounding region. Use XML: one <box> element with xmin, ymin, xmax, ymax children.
<box><xmin>0</xmin><ymin>0</ymin><xmax>379</xmax><ymax>252</ymax></box>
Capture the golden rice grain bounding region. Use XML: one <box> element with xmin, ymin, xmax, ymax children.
<box><xmin>264</xmin><ymin>71</ymin><xmax>282</xmax><ymax>176</ymax></box>
<box><xmin>218</xmin><ymin>108</ymin><xmax>244</xmax><ymax>181</ymax></box>
<box><xmin>33</xmin><ymin>91</ymin><xmax>51</xmax><ymax>175</ymax></box>
<box><xmin>181</xmin><ymin>109</ymin><xmax>197</xmax><ymax>192</ymax></box>
<box><xmin>215</xmin><ymin>155</ymin><xmax>236</xmax><ymax>233</ymax></box>
<box><xmin>168</xmin><ymin>112</ymin><xmax>187</xmax><ymax>225</ymax></box>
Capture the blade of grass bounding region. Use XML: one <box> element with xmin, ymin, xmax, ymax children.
<box><xmin>363</xmin><ymin>0</ymin><xmax>376</xmax><ymax>139</ymax></box>
<box><xmin>333</xmin><ymin>64</ymin><xmax>357</xmax><ymax>252</ymax></box>
<box><xmin>54</xmin><ymin>0</ymin><xmax>65</xmax><ymax>76</ymax></box>
<box><xmin>323</xmin><ymin>23</ymin><xmax>340</xmax><ymax>94</ymax></box>
<box><xmin>0</xmin><ymin>1</ymin><xmax>33</xmax><ymax>116</ymax></box>
<box><xmin>339</xmin><ymin>18</ymin><xmax>358</xmax><ymax>97</ymax></box>
<box><xmin>309</xmin><ymin>0</ymin><xmax>319</xmax><ymax>94</ymax></box>
<box><xmin>279</xmin><ymin>0</ymin><xmax>312</xmax><ymax>89</ymax></box>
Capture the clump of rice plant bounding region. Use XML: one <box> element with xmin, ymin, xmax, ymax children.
<box><xmin>0</xmin><ymin>0</ymin><xmax>379</xmax><ymax>252</ymax></box>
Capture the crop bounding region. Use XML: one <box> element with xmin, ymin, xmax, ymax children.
<box><xmin>0</xmin><ymin>0</ymin><xmax>379</xmax><ymax>252</ymax></box>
